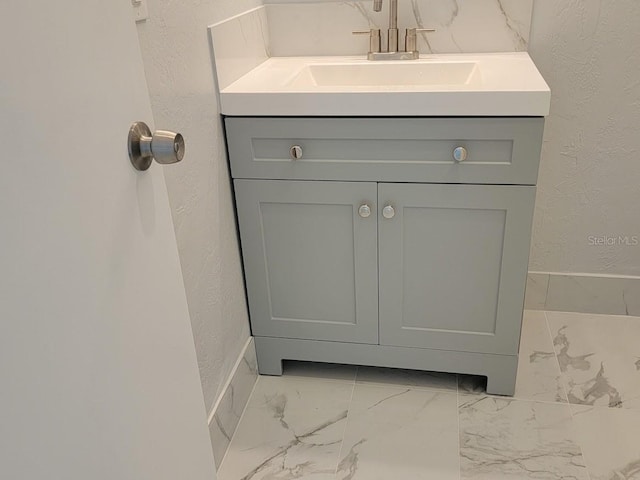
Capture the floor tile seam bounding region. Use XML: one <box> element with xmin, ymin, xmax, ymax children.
<box><xmin>566</xmin><ymin>407</ymin><xmax>593</xmax><ymax>480</ymax></box>
<box><xmin>457</xmin><ymin>392</ymin><xmax>576</xmax><ymax>409</ymax></box>
<box><xmin>533</xmin><ymin>313</ymin><xmax>591</xmax><ymax>480</ymax></box>
<box><xmin>458</xmin><ymin>389</ymin><xmax>570</xmax><ymax>405</ymax></box>
<box><xmin>333</xmin><ymin>369</ymin><xmax>358</xmax><ymax>477</ymax></box>
<box><xmin>568</xmin><ymin>400</ymin><xmax>640</xmax><ymax>414</ymax></box>
<box><xmin>542</xmin><ymin>310</ymin><xmax>571</xmax><ymax>403</ymax></box>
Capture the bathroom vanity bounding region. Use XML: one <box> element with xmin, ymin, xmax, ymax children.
<box><xmin>222</xmin><ymin>54</ymin><xmax>550</xmax><ymax>395</ymax></box>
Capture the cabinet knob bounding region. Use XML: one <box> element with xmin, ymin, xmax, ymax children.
<box><xmin>382</xmin><ymin>205</ymin><xmax>395</xmax><ymax>219</ymax></box>
<box><xmin>290</xmin><ymin>145</ymin><xmax>303</xmax><ymax>160</ymax></box>
<box><xmin>453</xmin><ymin>146</ymin><xmax>468</xmax><ymax>162</ymax></box>
<box><xmin>358</xmin><ymin>204</ymin><xmax>372</xmax><ymax>218</ymax></box>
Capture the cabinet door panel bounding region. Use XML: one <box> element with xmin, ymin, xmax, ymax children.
<box><xmin>235</xmin><ymin>180</ymin><xmax>378</xmax><ymax>344</ymax></box>
<box><xmin>378</xmin><ymin>183</ymin><xmax>535</xmax><ymax>354</ymax></box>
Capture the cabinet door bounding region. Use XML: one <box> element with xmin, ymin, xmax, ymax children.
<box><xmin>378</xmin><ymin>183</ymin><xmax>535</xmax><ymax>354</ymax></box>
<box><xmin>235</xmin><ymin>180</ymin><xmax>378</xmax><ymax>344</ymax></box>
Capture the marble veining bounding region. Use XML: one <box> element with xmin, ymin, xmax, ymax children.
<box><xmin>496</xmin><ymin>0</ymin><xmax>527</xmax><ymax>51</ymax></box>
<box><xmin>216</xmin><ymin>376</ymin><xmax>353</xmax><ymax>480</ymax></box>
<box><xmin>572</xmin><ymin>405</ymin><xmax>640</xmax><ymax>480</ymax></box>
<box><xmin>337</xmin><ymin>385</ymin><xmax>459</xmax><ymax>480</ymax></box>
<box><xmin>547</xmin><ymin>312</ymin><xmax>640</xmax><ymax>409</ymax></box>
<box><xmin>217</xmin><ymin>311</ymin><xmax>640</xmax><ymax>479</ymax></box>
<box><xmin>459</xmin><ymin>311</ymin><xmax>567</xmax><ymax>403</ymax></box>
<box><xmin>459</xmin><ymin>395</ymin><xmax>588</xmax><ymax>480</ymax></box>
<box><xmin>265</xmin><ymin>0</ymin><xmax>533</xmax><ymax>57</ymax></box>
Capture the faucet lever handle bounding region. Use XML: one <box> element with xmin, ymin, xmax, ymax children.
<box><xmin>405</xmin><ymin>27</ymin><xmax>436</xmax><ymax>53</ymax></box>
<box><xmin>352</xmin><ymin>28</ymin><xmax>381</xmax><ymax>54</ymax></box>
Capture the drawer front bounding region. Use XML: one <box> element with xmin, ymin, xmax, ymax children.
<box><xmin>226</xmin><ymin>117</ymin><xmax>544</xmax><ymax>185</ymax></box>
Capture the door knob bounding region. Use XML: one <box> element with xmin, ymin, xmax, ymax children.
<box><xmin>128</xmin><ymin>122</ymin><xmax>185</xmax><ymax>171</ymax></box>
<box><xmin>382</xmin><ymin>205</ymin><xmax>395</xmax><ymax>219</ymax></box>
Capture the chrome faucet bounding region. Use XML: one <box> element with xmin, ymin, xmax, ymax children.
<box><xmin>353</xmin><ymin>0</ymin><xmax>435</xmax><ymax>60</ymax></box>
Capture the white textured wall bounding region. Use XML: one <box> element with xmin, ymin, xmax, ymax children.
<box><xmin>529</xmin><ymin>0</ymin><xmax>640</xmax><ymax>276</ymax></box>
<box><xmin>136</xmin><ymin>0</ymin><xmax>261</xmax><ymax>414</ymax></box>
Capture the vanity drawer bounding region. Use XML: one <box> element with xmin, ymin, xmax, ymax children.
<box><xmin>225</xmin><ymin>117</ymin><xmax>544</xmax><ymax>185</ymax></box>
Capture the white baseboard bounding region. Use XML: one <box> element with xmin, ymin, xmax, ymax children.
<box><xmin>207</xmin><ymin>337</ymin><xmax>258</xmax><ymax>470</ymax></box>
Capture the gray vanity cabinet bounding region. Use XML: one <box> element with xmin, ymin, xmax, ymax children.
<box><xmin>227</xmin><ymin>116</ymin><xmax>544</xmax><ymax>395</ymax></box>
<box><xmin>234</xmin><ymin>179</ymin><xmax>379</xmax><ymax>344</ymax></box>
<box><xmin>378</xmin><ymin>183</ymin><xmax>535</xmax><ymax>355</ymax></box>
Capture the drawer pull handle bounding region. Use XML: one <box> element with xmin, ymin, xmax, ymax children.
<box><xmin>453</xmin><ymin>146</ymin><xmax>468</xmax><ymax>162</ymax></box>
<box><xmin>290</xmin><ymin>145</ymin><xmax>303</xmax><ymax>160</ymax></box>
<box><xmin>358</xmin><ymin>204</ymin><xmax>372</xmax><ymax>218</ymax></box>
<box><xmin>382</xmin><ymin>205</ymin><xmax>395</xmax><ymax>219</ymax></box>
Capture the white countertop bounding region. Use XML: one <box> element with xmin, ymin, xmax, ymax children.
<box><xmin>220</xmin><ymin>52</ymin><xmax>550</xmax><ymax>117</ymax></box>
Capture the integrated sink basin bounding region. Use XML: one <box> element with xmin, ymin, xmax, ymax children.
<box><xmin>288</xmin><ymin>61</ymin><xmax>480</xmax><ymax>88</ymax></box>
<box><xmin>219</xmin><ymin>53</ymin><xmax>551</xmax><ymax>117</ymax></box>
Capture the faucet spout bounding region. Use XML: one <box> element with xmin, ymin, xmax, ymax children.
<box><xmin>387</xmin><ymin>0</ymin><xmax>398</xmax><ymax>51</ymax></box>
<box><xmin>389</xmin><ymin>0</ymin><xmax>397</xmax><ymax>29</ymax></box>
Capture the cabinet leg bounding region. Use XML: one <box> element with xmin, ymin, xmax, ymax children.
<box><xmin>485</xmin><ymin>355</ymin><xmax>518</xmax><ymax>396</ymax></box>
<box><xmin>254</xmin><ymin>337</ymin><xmax>283</xmax><ymax>376</ymax></box>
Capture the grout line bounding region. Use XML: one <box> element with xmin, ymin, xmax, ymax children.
<box><xmin>334</xmin><ymin>367</ymin><xmax>358</xmax><ymax>476</ymax></box>
<box><xmin>351</xmin><ymin>380</ymin><xmax>458</xmax><ymax>395</ymax></box>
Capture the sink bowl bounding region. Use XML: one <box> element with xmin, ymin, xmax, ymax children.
<box><xmin>219</xmin><ymin>53</ymin><xmax>551</xmax><ymax>117</ymax></box>
<box><xmin>288</xmin><ymin>62</ymin><xmax>480</xmax><ymax>88</ymax></box>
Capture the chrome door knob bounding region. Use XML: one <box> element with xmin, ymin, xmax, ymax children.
<box><xmin>128</xmin><ymin>122</ymin><xmax>185</xmax><ymax>171</ymax></box>
<box><xmin>453</xmin><ymin>146</ymin><xmax>468</xmax><ymax>162</ymax></box>
<box><xmin>358</xmin><ymin>204</ymin><xmax>372</xmax><ymax>218</ymax></box>
<box><xmin>290</xmin><ymin>145</ymin><xmax>303</xmax><ymax>160</ymax></box>
<box><xmin>382</xmin><ymin>205</ymin><xmax>395</xmax><ymax>219</ymax></box>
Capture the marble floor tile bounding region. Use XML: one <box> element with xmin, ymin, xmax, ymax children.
<box><xmin>459</xmin><ymin>395</ymin><xmax>588</xmax><ymax>480</ymax></box>
<box><xmin>282</xmin><ymin>361</ymin><xmax>358</xmax><ymax>384</ymax></box>
<box><xmin>546</xmin><ymin>311</ymin><xmax>640</xmax><ymax>409</ymax></box>
<box><xmin>355</xmin><ymin>366</ymin><xmax>457</xmax><ymax>393</ymax></box>
<box><xmin>216</xmin><ymin>375</ymin><xmax>353</xmax><ymax>480</ymax></box>
<box><xmin>459</xmin><ymin>311</ymin><xmax>567</xmax><ymax>403</ymax></box>
<box><xmin>571</xmin><ymin>404</ymin><xmax>640</xmax><ymax>480</ymax></box>
<box><xmin>336</xmin><ymin>385</ymin><xmax>459</xmax><ymax>480</ymax></box>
